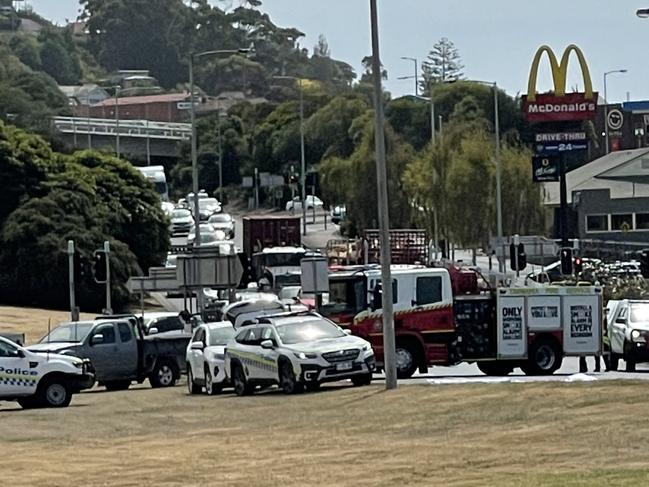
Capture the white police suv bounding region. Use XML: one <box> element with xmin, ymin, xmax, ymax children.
<box><xmin>0</xmin><ymin>336</ymin><xmax>94</xmax><ymax>409</ymax></box>
<box><xmin>224</xmin><ymin>312</ymin><xmax>375</xmax><ymax>395</ymax></box>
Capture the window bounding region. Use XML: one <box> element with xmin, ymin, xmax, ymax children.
<box><xmin>236</xmin><ymin>328</ymin><xmax>261</xmax><ymax>345</ymax></box>
<box><xmin>586</xmin><ymin>215</ymin><xmax>608</xmax><ymax>232</ymax></box>
<box><xmin>636</xmin><ymin>213</ymin><xmax>649</xmax><ymax>230</ymax></box>
<box><xmin>208</xmin><ymin>327</ymin><xmax>235</xmax><ymax>346</ymax></box>
<box><xmin>416</xmin><ymin>276</ymin><xmax>443</xmax><ymax>305</ymax></box>
<box><xmin>259</xmin><ymin>327</ymin><xmax>277</xmax><ymax>346</ymax></box>
<box><xmin>154</xmin><ymin>317</ymin><xmax>183</xmax><ymax>334</ymax></box>
<box><xmin>118</xmin><ymin>323</ymin><xmax>132</xmax><ymax>343</ymax></box>
<box><xmin>94</xmin><ymin>324</ymin><xmax>116</xmax><ymax>344</ymax></box>
<box><xmin>611</xmin><ymin>214</ymin><xmax>633</xmax><ymax>231</ymax></box>
<box><xmin>0</xmin><ymin>340</ymin><xmax>19</xmax><ymax>358</ymax></box>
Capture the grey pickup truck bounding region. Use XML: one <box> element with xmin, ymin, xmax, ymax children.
<box><xmin>28</xmin><ymin>316</ymin><xmax>191</xmax><ymax>391</ymax></box>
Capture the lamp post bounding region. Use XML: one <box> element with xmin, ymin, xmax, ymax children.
<box><xmin>604</xmin><ymin>69</ymin><xmax>628</xmax><ymax>155</ymax></box>
<box><xmin>189</xmin><ymin>48</ymin><xmax>251</xmax><ymax>312</ymax></box>
<box><xmin>370</xmin><ymin>0</ymin><xmax>397</xmax><ymax>390</ymax></box>
<box><xmin>114</xmin><ymin>86</ymin><xmax>121</xmax><ymax>158</ymax></box>
<box><xmin>400</xmin><ymin>57</ymin><xmax>419</xmax><ymax>96</ymax></box>
<box><xmin>273</xmin><ymin>75</ymin><xmax>307</xmax><ymax>236</ymax></box>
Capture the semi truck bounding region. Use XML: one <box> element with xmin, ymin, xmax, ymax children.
<box><xmin>319</xmin><ymin>264</ymin><xmax>603</xmax><ymax>378</ymax></box>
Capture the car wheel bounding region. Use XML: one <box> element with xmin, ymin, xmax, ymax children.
<box><xmin>186</xmin><ymin>365</ymin><xmax>201</xmax><ymax>395</ymax></box>
<box><xmin>477</xmin><ymin>361</ymin><xmax>514</xmax><ymax>376</ymax></box>
<box><xmin>232</xmin><ymin>363</ymin><xmax>252</xmax><ymax>397</ymax></box>
<box><xmin>524</xmin><ymin>338</ymin><xmax>562</xmax><ymax>375</ymax></box>
<box><xmin>38</xmin><ymin>378</ymin><xmax>72</xmax><ymax>408</ymax></box>
<box><xmin>205</xmin><ymin>365</ymin><xmax>221</xmax><ymax>395</ymax></box>
<box><xmin>351</xmin><ymin>374</ymin><xmax>373</xmax><ymax>387</ymax></box>
<box><xmin>279</xmin><ymin>360</ymin><xmax>302</xmax><ymax>394</ymax></box>
<box><xmin>104</xmin><ymin>380</ymin><xmax>131</xmax><ymax>391</ymax></box>
<box><xmin>150</xmin><ymin>360</ymin><xmax>177</xmax><ymax>388</ymax></box>
<box><xmin>395</xmin><ymin>342</ymin><xmax>419</xmax><ymax>379</ymax></box>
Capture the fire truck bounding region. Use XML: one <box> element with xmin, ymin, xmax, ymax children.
<box><xmin>319</xmin><ymin>264</ymin><xmax>603</xmax><ymax>378</ymax></box>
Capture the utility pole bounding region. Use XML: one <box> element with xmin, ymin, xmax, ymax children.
<box><xmin>114</xmin><ymin>86</ymin><xmax>121</xmax><ymax>158</ymax></box>
<box><xmin>493</xmin><ymin>83</ymin><xmax>504</xmax><ymax>273</ymax></box>
<box><xmin>67</xmin><ymin>240</ymin><xmax>78</xmax><ymax>322</ymax></box>
<box><xmin>369</xmin><ymin>0</ymin><xmax>397</xmax><ymax>390</ymax></box>
<box><xmin>104</xmin><ymin>240</ymin><xmax>112</xmax><ymax>314</ymax></box>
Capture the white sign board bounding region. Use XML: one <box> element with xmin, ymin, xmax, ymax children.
<box><xmin>527</xmin><ymin>296</ymin><xmax>561</xmax><ymax>330</ymax></box>
<box><xmin>563</xmin><ymin>295</ymin><xmax>600</xmax><ymax>354</ymax></box>
<box><xmin>497</xmin><ymin>296</ymin><xmax>527</xmax><ymax>358</ymax></box>
<box><xmin>300</xmin><ymin>257</ymin><xmax>329</xmax><ymax>294</ymax></box>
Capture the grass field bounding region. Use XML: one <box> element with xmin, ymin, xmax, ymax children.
<box><xmin>2</xmin><ymin>381</ymin><xmax>649</xmax><ymax>486</ymax></box>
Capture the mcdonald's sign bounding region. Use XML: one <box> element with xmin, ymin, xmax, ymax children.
<box><xmin>523</xmin><ymin>45</ymin><xmax>599</xmax><ymax>122</ymax></box>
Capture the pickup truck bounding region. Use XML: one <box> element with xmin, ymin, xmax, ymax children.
<box><xmin>0</xmin><ymin>336</ymin><xmax>94</xmax><ymax>409</ymax></box>
<box><xmin>28</xmin><ymin>318</ymin><xmax>191</xmax><ymax>391</ymax></box>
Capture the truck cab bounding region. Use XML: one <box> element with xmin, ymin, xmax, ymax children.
<box><xmin>320</xmin><ymin>265</ymin><xmax>455</xmax><ymax>378</ymax></box>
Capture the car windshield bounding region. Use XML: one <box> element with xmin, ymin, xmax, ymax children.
<box><xmin>172</xmin><ymin>209</ymin><xmax>191</xmax><ymax>219</ymax></box>
<box><xmin>208</xmin><ymin>326</ymin><xmax>236</xmax><ymax>346</ymax></box>
<box><xmin>39</xmin><ymin>322</ymin><xmax>95</xmax><ymax>343</ymax></box>
<box><xmin>199</xmin><ymin>198</ymin><xmax>219</xmax><ymax>209</ymax></box>
<box><xmin>630</xmin><ymin>304</ymin><xmax>649</xmax><ymax>323</ymax></box>
<box><xmin>276</xmin><ymin>319</ymin><xmax>345</xmax><ymax>345</ymax></box>
<box><xmin>209</xmin><ymin>214</ymin><xmax>232</xmax><ymax>223</ymax></box>
<box><xmin>319</xmin><ymin>277</ymin><xmax>367</xmax><ymax>316</ymax></box>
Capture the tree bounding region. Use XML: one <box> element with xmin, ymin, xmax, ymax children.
<box><xmin>421</xmin><ymin>37</ymin><xmax>464</xmax><ymax>92</ymax></box>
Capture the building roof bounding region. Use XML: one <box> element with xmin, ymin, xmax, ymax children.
<box><xmin>59</xmin><ymin>84</ymin><xmax>106</xmax><ymax>97</ymax></box>
<box><xmin>93</xmin><ymin>92</ymin><xmax>191</xmax><ymax>107</ymax></box>
<box><xmin>544</xmin><ymin>148</ymin><xmax>649</xmax><ymax>205</ymax></box>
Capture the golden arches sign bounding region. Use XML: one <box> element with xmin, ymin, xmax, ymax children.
<box><xmin>527</xmin><ymin>44</ymin><xmax>594</xmax><ymax>101</ymax></box>
<box><xmin>523</xmin><ymin>44</ymin><xmax>598</xmax><ymax>122</ymax></box>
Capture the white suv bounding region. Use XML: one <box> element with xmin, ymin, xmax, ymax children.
<box><xmin>224</xmin><ymin>312</ymin><xmax>375</xmax><ymax>396</ymax></box>
<box><xmin>186</xmin><ymin>322</ymin><xmax>237</xmax><ymax>395</ymax></box>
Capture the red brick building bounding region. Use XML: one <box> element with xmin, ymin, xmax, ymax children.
<box><xmin>85</xmin><ymin>92</ymin><xmax>192</xmax><ymax>123</ymax></box>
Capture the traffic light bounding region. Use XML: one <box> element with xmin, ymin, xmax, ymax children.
<box><xmin>574</xmin><ymin>256</ymin><xmax>584</xmax><ymax>274</ymax></box>
<box><xmin>509</xmin><ymin>243</ymin><xmax>527</xmax><ymax>271</ymax></box>
<box><xmin>641</xmin><ymin>249</ymin><xmax>649</xmax><ymax>278</ymax></box>
<box><xmin>93</xmin><ymin>250</ymin><xmax>107</xmax><ymax>283</ymax></box>
<box><xmin>560</xmin><ymin>247</ymin><xmax>573</xmax><ymax>275</ymax></box>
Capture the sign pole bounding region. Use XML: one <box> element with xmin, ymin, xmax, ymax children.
<box><xmin>559</xmin><ymin>154</ymin><xmax>569</xmax><ymax>248</ymax></box>
<box><xmin>67</xmin><ymin>240</ymin><xmax>78</xmax><ymax>322</ymax></box>
<box><xmin>104</xmin><ymin>240</ymin><xmax>112</xmax><ymax>314</ymax></box>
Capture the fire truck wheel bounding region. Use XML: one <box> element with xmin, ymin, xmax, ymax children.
<box><xmin>524</xmin><ymin>337</ymin><xmax>562</xmax><ymax>375</ymax></box>
<box><xmin>395</xmin><ymin>341</ymin><xmax>420</xmax><ymax>379</ymax></box>
<box><xmin>477</xmin><ymin>361</ymin><xmax>514</xmax><ymax>376</ymax></box>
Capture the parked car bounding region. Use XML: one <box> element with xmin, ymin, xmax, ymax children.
<box><xmin>224</xmin><ymin>312</ymin><xmax>375</xmax><ymax>396</ymax></box>
<box><xmin>607</xmin><ymin>299</ymin><xmax>649</xmax><ymax>371</ymax></box>
<box><xmin>330</xmin><ymin>205</ymin><xmax>347</xmax><ymax>224</ymax></box>
<box><xmin>208</xmin><ymin>213</ymin><xmax>235</xmax><ymax>239</ymax></box>
<box><xmin>142</xmin><ymin>312</ymin><xmax>188</xmax><ymax>335</ymax></box>
<box><xmin>285</xmin><ymin>195</ymin><xmax>324</xmax><ymax>213</ymax></box>
<box><xmin>0</xmin><ymin>336</ymin><xmax>94</xmax><ymax>409</ymax></box>
<box><xmin>170</xmin><ymin>208</ymin><xmax>194</xmax><ymax>236</ymax></box>
<box><xmin>197</xmin><ymin>197</ymin><xmax>222</xmax><ymax>221</ymax></box>
<box><xmin>28</xmin><ymin>318</ymin><xmax>190</xmax><ymax>390</ymax></box>
<box><xmin>223</xmin><ymin>299</ymin><xmax>286</xmax><ymax>328</ymax></box>
<box><xmin>187</xmin><ymin>225</ymin><xmax>227</xmax><ymax>247</ymax></box>
<box><xmin>186</xmin><ymin>322</ymin><xmax>237</xmax><ymax>395</ymax></box>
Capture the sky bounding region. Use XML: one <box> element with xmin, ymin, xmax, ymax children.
<box><xmin>24</xmin><ymin>0</ymin><xmax>649</xmax><ymax>103</ymax></box>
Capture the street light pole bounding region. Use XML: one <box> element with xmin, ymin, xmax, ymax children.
<box><xmin>273</xmin><ymin>75</ymin><xmax>307</xmax><ymax>236</ymax></box>
<box><xmin>114</xmin><ymin>86</ymin><xmax>121</xmax><ymax>158</ymax></box>
<box><xmin>400</xmin><ymin>57</ymin><xmax>419</xmax><ymax>96</ymax></box>
<box><xmin>604</xmin><ymin>69</ymin><xmax>628</xmax><ymax>155</ymax></box>
<box><xmin>493</xmin><ymin>82</ymin><xmax>503</xmax><ymax>272</ymax></box>
<box><xmin>370</xmin><ymin>0</ymin><xmax>397</xmax><ymax>390</ymax></box>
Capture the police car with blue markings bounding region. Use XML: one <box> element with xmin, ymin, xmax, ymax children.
<box><xmin>224</xmin><ymin>312</ymin><xmax>375</xmax><ymax>396</ymax></box>
<box><xmin>0</xmin><ymin>336</ymin><xmax>94</xmax><ymax>409</ymax></box>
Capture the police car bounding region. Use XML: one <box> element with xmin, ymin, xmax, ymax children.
<box><xmin>224</xmin><ymin>312</ymin><xmax>375</xmax><ymax>396</ymax></box>
<box><xmin>0</xmin><ymin>336</ymin><xmax>94</xmax><ymax>409</ymax></box>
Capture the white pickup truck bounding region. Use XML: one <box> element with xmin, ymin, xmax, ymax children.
<box><xmin>0</xmin><ymin>336</ymin><xmax>94</xmax><ymax>409</ymax></box>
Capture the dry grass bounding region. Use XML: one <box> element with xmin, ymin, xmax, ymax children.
<box><xmin>0</xmin><ymin>306</ymin><xmax>94</xmax><ymax>344</ymax></box>
<box><xmin>2</xmin><ymin>382</ymin><xmax>649</xmax><ymax>486</ymax></box>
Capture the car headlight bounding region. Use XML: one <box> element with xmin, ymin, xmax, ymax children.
<box><xmin>294</xmin><ymin>352</ymin><xmax>317</xmax><ymax>360</ymax></box>
<box><xmin>631</xmin><ymin>330</ymin><xmax>647</xmax><ymax>343</ymax></box>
